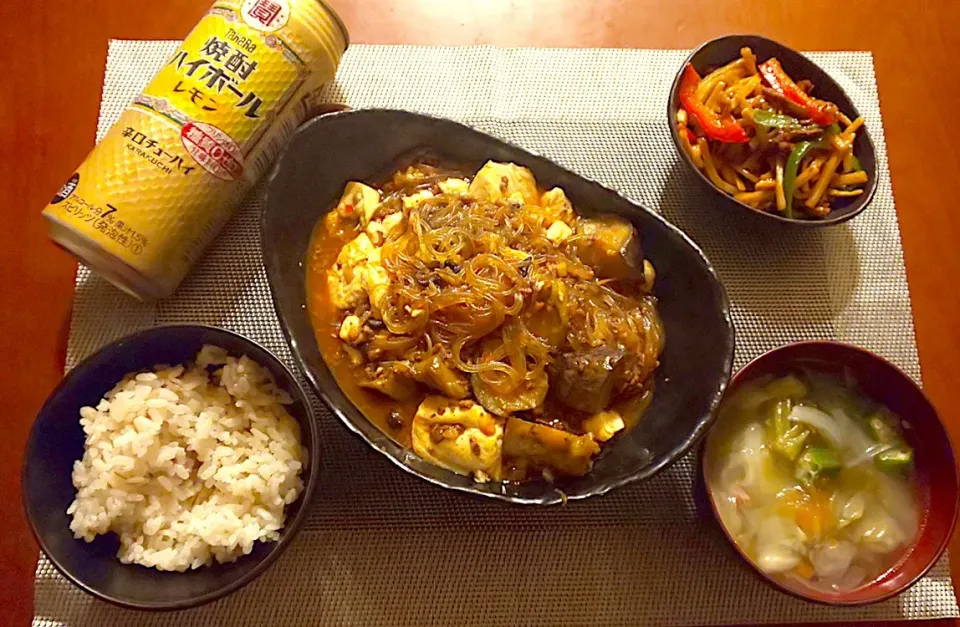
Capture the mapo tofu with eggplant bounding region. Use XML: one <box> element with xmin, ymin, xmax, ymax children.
<box><xmin>307</xmin><ymin>161</ymin><xmax>664</xmax><ymax>483</ymax></box>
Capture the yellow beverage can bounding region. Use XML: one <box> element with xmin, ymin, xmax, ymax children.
<box><xmin>43</xmin><ymin>0</ymin><xmax>348</xmax><ymax>300</ymax></box>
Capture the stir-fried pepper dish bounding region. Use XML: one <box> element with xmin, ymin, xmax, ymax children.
<box><xmin>676</xmin><ymin>47</ymin><xmax>868</xmax><ymax>219</ymax></box>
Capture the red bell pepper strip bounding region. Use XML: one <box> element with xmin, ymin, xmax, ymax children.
<box><xmin>758</xmin><ymin>58</ymin><xmax>838</xmax><ymax>127</ymax></box>
<box><xmin>678</xmin><ymin>64</ymin><xmax>750</xmax><ymax>144</ymax></box>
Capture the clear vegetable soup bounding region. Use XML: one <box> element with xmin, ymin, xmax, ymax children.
<box><xmin>705</xmin><ymin>372</ymin><xmax>921</xmax><ymax>594</ymax></box>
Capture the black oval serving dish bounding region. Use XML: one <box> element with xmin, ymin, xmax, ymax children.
<box><xmin>262</xmin><ymin>108</ymin><xmax>734</xmax><ymax>504</ymax></box>
<box><xmin>667</xmin><ymin>34</ymin><xmax>878</xmax><ymax>226</ymax></box>
<box><xmin>21</xmin><ymin>325</ymin><xmax>319</xmax><ymax>610</ymax></box>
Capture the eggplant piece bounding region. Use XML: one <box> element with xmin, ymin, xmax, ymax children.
<box><xmin>573</xmin><ymin>217</ymin><xmax>644</xmax><ymax>279</ymax></box>
<box><xmin>412</xmin><ymin>353</ymin><xmax>470</xmax><ymax>399</ymax></box>
<box><xmin>358</xmin><ymin>365</ymin><xmax>418</xmax><ymax>401</ymax></box>
<box><xmin>364</xmin><ymin>331</ymin><xmax>418</xmax><ymax>360</ymax></box>
<box><xmin>472</xmin><ymin>370</ymin><xmax>549</xmax><ymax>416</ymax></box>
<box><xmin>549</xmin><ymin>347</ymin><xmax>625</xmax><ymax>413</ymax></box>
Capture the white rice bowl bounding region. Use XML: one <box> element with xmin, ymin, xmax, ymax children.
<box><xmin>67</xmin><ymin>345</ymin><xmax>307</xmax><ymax>572</ymax></box>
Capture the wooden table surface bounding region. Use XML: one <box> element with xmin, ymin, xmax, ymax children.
<box><xmin>3</xmin><ymin>0</ymin><xmax>959</xmax><ymax>624</ymax></box>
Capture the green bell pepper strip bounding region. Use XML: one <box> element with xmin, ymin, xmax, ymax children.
<box><xmin>783</xmin><ymin>142</ymin><xmax>816</xmax><ymax>219</ymax></box>
<box><xmin>751</xmin><ymin>109</ymin><xmax>821</xmax><ymax>133</ymax></box>
<box><xmin>781</xmin><ymin>126</ymin><xmax>842</xmax><ymax>218</ymax></box>
<box><xmin>824</xmin><ymin>123</ymin><xmax>842</xmax><ymax>136</ymax></box>
<box><xmin>751</xmin><ymin>109</ymin><xmax>801</xmax><ymax>128</ymax></box>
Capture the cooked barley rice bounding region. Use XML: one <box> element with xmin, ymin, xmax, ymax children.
<box><xmin>67</xmin><ymin>345</ymin><xmax>306</xmax><ymax>571</ymax></box>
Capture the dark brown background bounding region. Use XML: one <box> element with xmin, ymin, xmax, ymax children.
<box><xmin>2</xmin><ymin>1</ymin><xmax>958</xmax><ymax>625</ymax></box>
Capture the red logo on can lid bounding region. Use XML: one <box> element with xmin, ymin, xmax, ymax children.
<box><xmin>241</xmin><ymin>0</ymin><xmax>290</xmax><ymax>32</ymax></box>
<box><xmin>180</xmin><ymin>122</ymin><xmax>245</xmax><ymax>181</ymax></box>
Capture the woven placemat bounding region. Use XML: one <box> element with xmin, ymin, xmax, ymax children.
<box><xmin>33</xmin><ymin>42</ymin><xmax>958</xmax><ymax>626</ymax></box>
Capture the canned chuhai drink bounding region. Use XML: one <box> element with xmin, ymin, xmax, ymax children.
<box><xmin>43</xmin><ymin>0</ymin><xmax>348</xmax><ymax>300</ymax></box>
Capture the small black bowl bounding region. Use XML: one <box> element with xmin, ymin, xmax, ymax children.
<box><xmin>667</xmin><ymin>34</ymin><xmax>878</xmax><ymax>226</ymax></box>
<box><xmin>21</xmin><ymin>325</ymin><xmax>319</xmax><ymax>610</ymax></box>
<box><xmin>262</xmin><ymin>108</ymin><xmax>735</xmax><ymax>505</ymax></box>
